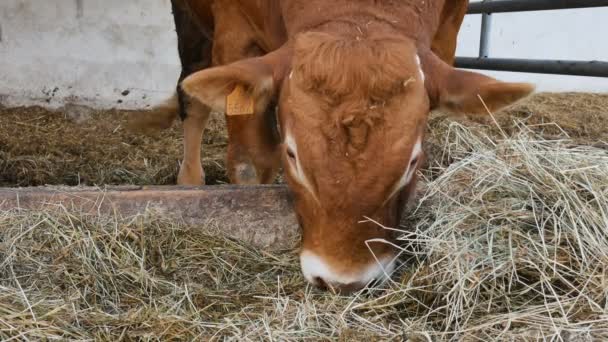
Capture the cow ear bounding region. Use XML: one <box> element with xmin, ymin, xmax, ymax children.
<box><xmin>181</xmin><ymin>47</ymin><xmax>291</xmax><ymax>114</ymax></box>
<box><xmin>420</xmin><ymin>50</ymin><xmax>535</xmax><ymax>114</ymax></box>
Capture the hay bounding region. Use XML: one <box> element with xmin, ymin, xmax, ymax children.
<box><xmin>446</xmin><ymin>92</ymin><xmax>608</xmax><ymax>145</ymax></box>
<box><xmin>394</xmin><ymin>120</ymin><xmax>608</xmax><ymax>339</ymax></box>
<box><xmin>2</xmin><ymin>117</ymin><xmax>607</xmax><ymax>340</ymax></box>
<box><xmin>423</xmin><ymin>93</ymin><xmax>608</xmax><ymax>178</ymax></box>
<box><xmin>3</xmin><ymin>94</ymin><xmax>608</xmax><ymax>188</ymax></box>
<box><xmin>0</xmin><ymin>105</ymin><xmax>228</xmax><ymax>187</ymax></box>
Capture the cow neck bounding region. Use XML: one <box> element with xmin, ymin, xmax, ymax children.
<box><xmin>301</xmin><ymin>18</ymin><xmax>414</xmax><ymax>42</ymax></box>
<box><xmin>283</xmin><ymin>3</ymin><xmax>437</xmax><ymax>46</ymax></box>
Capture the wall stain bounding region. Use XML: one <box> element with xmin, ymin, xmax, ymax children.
<box><xmin>76</xmin><ymin>0</ymin><xmax>84</xmax><ymax>18</ymax></box>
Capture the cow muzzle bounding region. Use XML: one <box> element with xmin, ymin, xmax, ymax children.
<box><xmin>299</xmin><ymin>250</ymin><xmax>396</xmax><ymax>293</ymax></box>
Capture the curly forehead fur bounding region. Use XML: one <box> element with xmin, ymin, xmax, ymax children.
<box><xmin>291</xmin><ymin>31</ymin><xmax>418</xmax><ymax>152</ymax></box>
<box><xmin>292</xmin><ymin>31</ymin><xmax>416</xmax><ymax>103</ymax></box>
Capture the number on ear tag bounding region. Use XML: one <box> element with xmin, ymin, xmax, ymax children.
<box><xmin>226</xmin><ymin>85</ymin><xmax>255</xmax><ymax>116</ymax></box>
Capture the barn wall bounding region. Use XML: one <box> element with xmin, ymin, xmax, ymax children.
<box><xmin>0</xmin><ymin>0</ymin><xmax>180</xmax><ymax>109</ymax></box>
<box><xmin>0</xmin><ymin>1</ymin><xmax>607</xmax><ymax>110</ymax></box>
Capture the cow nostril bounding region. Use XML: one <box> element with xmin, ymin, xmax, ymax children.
<box><xmin>368</xmin><ymin>277</ymin><xmax>382</xmax><ymax>288</ymax></box>
<box><xmin>312</xmin><ymin>277</ymin><xmax>367</xmax><ymax>294</ymax></box>
<box><xmin>313</xmin><ymin>277</ymin><xmax>328</xmax><ymax>289</ymax></box>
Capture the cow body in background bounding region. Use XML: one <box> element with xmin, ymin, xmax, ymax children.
<box><xmin>133</xmin><ymin>0</ymin><xmax>286</xmax><ymax>185</ymax></box>
<box><xmin>136</xmin><ymin>0</ymin><xmax>533</xmax><ymax>292</ymax></box>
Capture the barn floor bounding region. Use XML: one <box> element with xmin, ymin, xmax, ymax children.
<box><xmin>1</xmin><ymin>93</ymin><xmax>608</xmax><ymax>340</ymax></box>
<box><xmin>1</xmin><ymin>93</ymin><xmax>607</xmax><ymax>187</ymax></box>
<box><xmin>0</xmin><ymin>105</ymin><xmax>229</xmax><ymax>187</ymax></box>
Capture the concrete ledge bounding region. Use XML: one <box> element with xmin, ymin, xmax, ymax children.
<box><xmin>0</xmin><ymin>185</ymin><xmax>300</xmax><ymax>249</ymax></box>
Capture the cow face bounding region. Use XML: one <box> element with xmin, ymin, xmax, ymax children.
<box><xmin>181</xmin><ymin>33</ymin><xmax>534</xmax><ymax>293</ymax></box>
<box><xmin>277</xmin><ymin>33</ymin><xmax>429</xmax><ymax>292</ymax></box>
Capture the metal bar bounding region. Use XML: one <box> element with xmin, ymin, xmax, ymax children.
<box><xmin>479</xmin><ymin>11</ymin><xmax>492</xmax><ymax>58</ymax></box>
<box><xmin>468</xmin><ymin>0</ymin><xmax>608</xmax><ymax>14</ymax></box>
<box><xmin>455</xmin><ymin>57</ymin><xmax>608</xmax><ymax>77</ymax></box>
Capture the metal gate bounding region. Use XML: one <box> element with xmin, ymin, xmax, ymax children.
<box><xmin>454</xmin><ymin>0</ymin><xmax>608</xmax><ymax>77</ymax></box>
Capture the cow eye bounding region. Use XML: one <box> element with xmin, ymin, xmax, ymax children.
<box><xmin>410</xmin><ymin>157</ymin><xmax>419</xmax><ymax>167</ymax></box>
<box><xmin>287</xmin><ymin>149</ymin><xmax>296</xmax><ymax>161</ymax></box>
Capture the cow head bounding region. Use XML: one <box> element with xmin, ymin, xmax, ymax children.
<box><xmin>182</xmin><ymin>32</ymin><xmax>534</xmax><ymax>293</ymax></box>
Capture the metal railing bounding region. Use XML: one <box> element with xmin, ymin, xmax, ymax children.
<box><xmin>454</xmin><ymin>0</ymin><xmax>608</xmax><ymax>77</ymax></box>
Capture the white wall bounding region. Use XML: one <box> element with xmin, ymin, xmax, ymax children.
<box><xmin>0</xmin><ymin>0</ymin><xmax>180</xmax><ymax>109</ymax></box>
<box><xmin>457</xmin><ymin>5</ymin><xmax>608</xmax><ymax>92</ymax></box>
<box><xmin>0</xmin><ymin>1</ymin><xmax>607</xmax><ymax>110</ymax></box>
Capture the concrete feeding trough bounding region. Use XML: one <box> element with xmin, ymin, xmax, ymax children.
<box><xmin>0</xmin><ymin>185</ymin><xmax>300</xmax><ymax>249</ymax></box>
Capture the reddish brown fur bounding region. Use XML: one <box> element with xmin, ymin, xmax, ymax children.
<box><xmin>280</xmin><ymin>31</ymin><xmax>429</xmax><ymax>281</ymax></box>
<box><xmin>292</xmin><ymin>33</ymin><xmax>422</xmax><ymax>155</ymax></box>
<box><xmin>293</xmin><ymin>33</ymin><xmax>414</xmax><ymax>101</ymax></box>
<box><xmin>432</xmin><ymin>0</ymin><xmax>470</xmax><ymax>64</ymax></box>
<box><xmin>157</xmin><ymin>0</ymin><xmax>533</xmax><ymax>291</ymax></box>
<box><xmin>130</xmin><ymin>0</ymin><xmax>287</xmax><ymax>185</ymax></box>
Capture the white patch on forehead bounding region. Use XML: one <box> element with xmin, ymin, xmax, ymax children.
<box><xmin>289</xmin><ymin>71</ymin><xmax>294</xmax><ymax>79</ymax></box>
<box><xmin>415</xmin><ymin>54</ymin><xmax>425</xmax><ymax>82</ymax></box>
<box><xmin>384</xmin><ymin>138</ymin><xmax>422</xmax><ymax>204</ymax></box>
<box><xmin>285</xmin><ymin>131</ymin><xmax>318</xmax><ymax>201</ymax></box>
<box><xmin>300</xmin><ymin>250</ymin><xmax>396</xmax><ymax>286</ymax></box>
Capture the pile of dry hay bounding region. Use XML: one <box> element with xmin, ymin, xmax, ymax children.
<box><xmin>1</xmin><ymin>119</ymin><xmax>607</xmax><ymax>340</ymax></box>
<box><xmin>0</xmin><ymin>105</ymin><xmax>229</xmax><ymax>187</ymax></box>
<box><xmin>398</xmin><ymin>120</ymin><xmax>608</xmax><ymax>340</ymax></box>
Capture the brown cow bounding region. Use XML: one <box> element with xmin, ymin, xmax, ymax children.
<box><xmin>132</xmin><ymin>0</ymin><xmax>287</xmax><ymax>185</ymax></box>
<box><xmin>139</xmin><ymin>0</ymin><xmax>534</xmax><ymax>292</ymax></box>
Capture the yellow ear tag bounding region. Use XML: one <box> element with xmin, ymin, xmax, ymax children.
<box><xmin>226</xmin><ymin>85</ymin><xmax>255</xmax><ymax>116</ymax></box>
